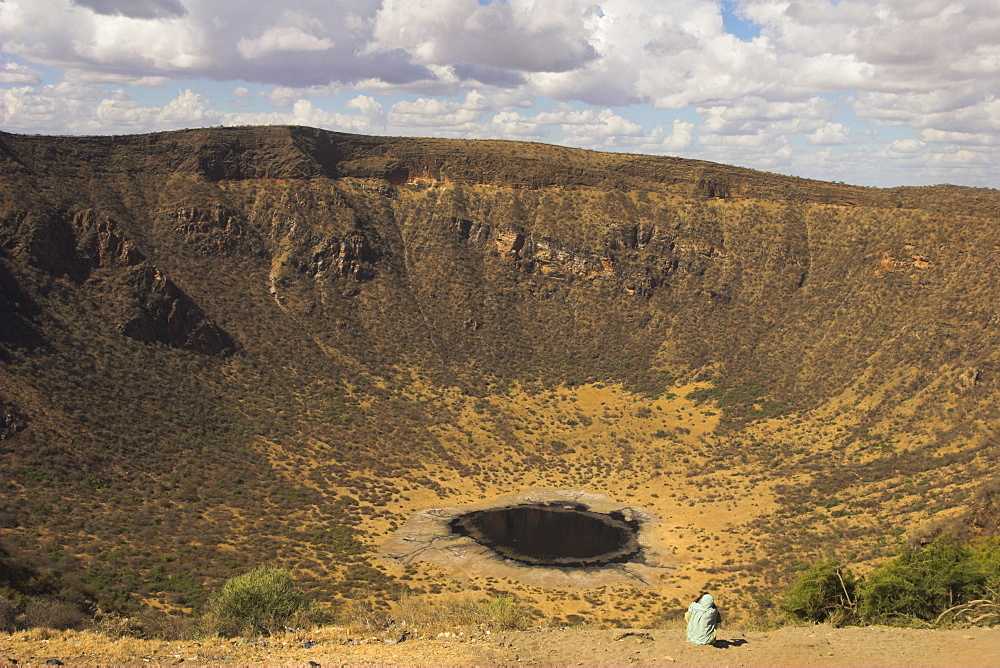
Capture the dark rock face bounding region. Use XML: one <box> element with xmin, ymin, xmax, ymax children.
<box><xmin>117</xmin><ymin>265</ymin><xmax>235</xmax><ymax>356</ymax></box>
<box><xmin>0</xmin><ymin>259</ymin><xmax>45</xmax><ymax>359</ymax></box>
<box><xmin>18</xmin><ymin>211</ymin><xmax>81</xmax><ymax>277</ymax></box>
<box><xmin>0</xmin><ymin>400</ymin><xmax>27</xmax><ymax>440</ymax></box>
<box><xmin>74</xmin><ymin>210</ymin><xmax>146</xmax><ymax>269</ymax></box>
<box><xmin>167</xmin><ymin>206</ymin><xmax>264</xmax><ymax>258</ymax></box>
<box><xmin>0</xmin><ymin>203</ymin><xmax>235</xmax><ymax>356</ymax></box>
<box><xmin>970</xmin><ymin>485</ymin><xmax>1000</xmax><ymax>535</ymax></box>
<box><xmin>300</xmin><ymin>233</ymin><xmax>380</xmax><ymax>282</ymax></box>
<box><xmin>697</xmin><ymin>176</ymin><xmax>732</xmax><ymax>199</ymax></box>
<box><xmin>1</xmin><ymin>209</ymin><xmax>144</xmax><ymax>279</ymax></box>
<box><xmin>958</xmin><ymin>367</ymin><xmax>980</xmax><ymax>392</ymax></box>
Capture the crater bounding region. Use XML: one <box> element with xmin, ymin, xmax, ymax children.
<box><xmin>382</xmin><ymin>489</ymin><xmax>672</xmax><ymax>588</ymax></box>
<box><xmin>448</xmin><ymin>502</ymin><xmax>641</xmax><ymax>567</ymax></box>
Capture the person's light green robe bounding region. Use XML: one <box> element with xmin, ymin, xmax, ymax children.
<box><xmin>685</xmin><ymin>594</ymin><xmax>721</xmax><ymax>645</ymax></box>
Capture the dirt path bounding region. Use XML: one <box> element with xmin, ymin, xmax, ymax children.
<box><xmin>3</xmin><ymin>624</ymin><xmax>999</xmax><ymax>666</ymax></box>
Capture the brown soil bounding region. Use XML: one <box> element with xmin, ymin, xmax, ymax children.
<box><xmin>3</xmin><ymin>625</ymin><xmax>997</xmax><ymax>666</ymax></box>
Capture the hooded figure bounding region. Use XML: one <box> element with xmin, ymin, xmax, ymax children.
<box><xmin>685</xmin><ymin>593</ymin><xmax>721</xmax><ymax>645</ymax></box>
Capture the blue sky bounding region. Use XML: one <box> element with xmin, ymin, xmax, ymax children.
<box><xmin>2</xmin><ymin>0</ymin><xmax>999</xmax><ymax>188</ymax></box>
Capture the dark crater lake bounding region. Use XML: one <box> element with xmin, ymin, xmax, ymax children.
<box><xmin>448</xmin><ymin>502</ymin><xmax>641</xmax><ymax>568</ymax></box>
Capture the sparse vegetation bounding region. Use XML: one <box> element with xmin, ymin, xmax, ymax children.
<box><xmin>2</xmin><ymin>126</ymin><xmax>1000</xmax><ymax>633</ymax></box>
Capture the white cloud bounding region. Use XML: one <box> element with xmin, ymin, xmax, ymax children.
<box><xmin>744</xmin><ymin>0</ymin><xmax>1000</xmax><ymax>95</ymax></box>
<box><xmin>1</xmin><ymin>85</ymin><xmax>225</xmax><ymax>133</ymax></box>
<box><xmin>889</xmin><ymin>139</ymin><xmax>924</xmax><ymax>154</ymax></box>
<box><xmin>347</xmin><ymin>94</ymin><xmax>387</xmax><ymax>128</ymax></box>
<box><xmin>808</xmin><ymin>122</ymin><xmax>851</xmax><ymax>145</ymax></box>
<box><xmin>489</xmin><ymin>111</ymin><xmax>548</xmax><ymax>139</ymax></box>
<box><xmin>94</xmin><ymin>88</ymin><xmax>153</xmax><ymax>127</ymax></box>
<box><xmin>567</xmin><ymin>118</ymin><xmax>696</xmax><ymax>154</ymax></box>
<box><xmin>481</xmin><ymin>105</ymin><xmax>693</xmax><ymax>154</ymax></box>
<box><xmin>936</xmin><ymin>148</ymin><xmax>990</xmax><ymax>165</ymax></box>
<box><xmin>1</xmin><ymin>0</ymin><xmax>207</xmax><ymax>76</ymax></box>
<box><xmin>524</xmin><ymin>0</ymin><xmax>769</xmax><ymax>108</ymax></box>
<box><xmin>919</xmin><ymin>128</ymin><xmax>1000</xmax><ymax>147</ymax></box>
<box><xmin>561</xmin><ymin>109</ymin><xmax>644</xmax><ymax>139</ymax></box>
<box><xmin>855</xmin><ymin>90</ymin><xmax>1000</xmax><ymax>143</ymax></box>
<box><xmin>5</xmin><ymin>0</ymin><xmax>998</xmax><ymax>122</ymax></box>
<box><xmin>366</xmin><ymin>0</ymin><xmax>598</xmax><ymax>74</ymax></box>
<box><xmin>919</xmin><ymin>95</ymin><xmax>1000</xmax><ymax>135</ymax></box>
<box><xmin>287</xmin><ymin>99</ymin><xmax>363</xmax><ymax>131</ymax></box>
<box><xmin>700</xmin><ymin>132</ymin><xmax>779</xmax><ymax>149</ymax></box>
<box><xmin>262</xmin><ymin>84</ymin><xmax>342</xmax><ymax>108</ymax></box>
<box><xmin>0</xmin><ymin>0</ymin><xmax>421</xmax><ymax>87</ymax></box>
<box><xmin>226</xmin><ymin>99</ymin><xmax>382</xmax><ymax>135</ymax></box>
<box><xmin>1</xmin><ymin>82</ymin><xmax>105</xmax><ymax>133</ymax></box>
<box><xmin>237</xmin><ymin>27</ymin><xmax>334</xmax><ymax>60</ymax></box>
<box><xmin>0</xmin><ymin>60</ymin><xmax>42</xmax><ymax>85</ymax></box>
<box><xmin>660</xmin><ymin>119</ymin><xmax>695</xmax><ymax>151</ymax></box>
<box><xmin>157</xmin><ymin>88</ymin><xmax>218</xmax><ymax>126</ymax></box>
<box><xmin>698</xmin><ymin>97</ymin><xmax>833</xmax><ymax>135</ymax></box>
<box><xmin>389</xmin><ymin>96</ymin><xmax>484</xmax><ymax>129</ymax></box>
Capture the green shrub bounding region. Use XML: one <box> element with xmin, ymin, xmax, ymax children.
<box><xmin>787</xmin><ymin>537</ymin><xmax>1000</xmax><ymax>627</ymax></box>
<box><xmin>783</xmin><ymin>558</ymin><xmax>858</xmax><ymax>625</ymax></box>
<box><xmin>969</xmin><ymin>537</ymin><xmax>1000</xmax><ymax>580</ymax></box>
<box><xmin>204</xmin><ymin>566</ymin><xmax>309</xmax><ymax>637</ymax></box>
<box><xmin>858</xmin><ymin>539</ymin><xmax>992</xmax><ymax>623</ymax></box>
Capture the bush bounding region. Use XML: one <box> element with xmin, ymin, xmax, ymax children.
<box><xmin>858</xmin><ymin>539</ymin><xmax>991</xmax><ymax>623</ymax></box>
<box><xmin>343</xmin><ymin>598</ymin><xmax>394</xmax><ymax>632</ymax></box>
<box><xmin>969</xmin><ymin>537</ymin><xmax>1000</xmax><ymax>579</ymax></box>
<box><xmin>783</xmin><ymin>558</ymin><xmax>858</xmax><ymax>625</ymax></box>
<box><xmin>476</xmin><ymin>594</ymin><xmax>530</xmax><ymax>630</ymax></box>
<box><xmin>786</xmin><ymin>537</ymin><xmax>1000</xmax><ymax>627</ymax></box>
<box><xmin>203</xmin><ymin>566</ymin><xmax>309</xmax><ymax>637</ymax></box>
<box><xmin>22</xmin><ymin>599</ymin><xmax>86</xmax><ymax>630</ymax></box>
<box><xmin>0</xmin><ymin>595</ymin><xmax>18</xmax><ymax>631</ymax></box>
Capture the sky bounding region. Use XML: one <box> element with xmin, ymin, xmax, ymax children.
<box><xmin>1</xmin><ymin>0</ymin><xmax>999</xmax><ymax>189</ymax></box>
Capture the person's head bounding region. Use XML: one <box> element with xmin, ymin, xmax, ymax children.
<box><xmin>698</xmin><ymin>593</ymin><xmax>715</xmax><ymax>607</ymax></box>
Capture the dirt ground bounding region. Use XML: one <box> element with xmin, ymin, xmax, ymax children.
<box><xmin>3</xmin><ymin>624</ymin><xmax>998</xmax><ymax>666</ymax></box>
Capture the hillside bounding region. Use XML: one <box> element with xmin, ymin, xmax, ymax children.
<box><xmin>2</xmin><ymin>125</ymin><xmax>999</xmax><ymax>627</ymax></box>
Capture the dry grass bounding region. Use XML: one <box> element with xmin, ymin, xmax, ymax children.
<box><xmin>343</xmin><ymin>592</ymin><xmax>532</xmax><ymax>634</ymax></box>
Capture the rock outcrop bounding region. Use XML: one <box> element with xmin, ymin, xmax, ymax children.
<box><xmin>1</xmin><ymin>209</ymin><xmax>144</xmax><ymax>279</ymax></box>
<box><xmin>167</xmin><ymin>206</ymin><xmax>264</xmax><ymax>258</ymax></box>
<box><xmin>301</xmin><ymin>233</ymin><xmax>381</xmax><ymax>282</ymax></box>
<box><xmin>116</xmin><ymin>265</ymin><xmax>236</xmax><ymax>356</ymax></box>
<box><xmin>0</xmin><ymin>400</ymin><xmax>27</xmax><ymax>440</ymax></box>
